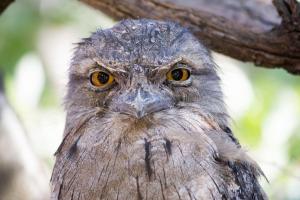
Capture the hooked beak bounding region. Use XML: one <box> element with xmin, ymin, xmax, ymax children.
<box><xmin>113</xmin><ymin>87</ymin><xmax>173</xmax><ymax>119</ymax></box>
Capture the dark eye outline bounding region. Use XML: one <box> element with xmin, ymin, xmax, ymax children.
<box><xmin>89</xmin><ymin>70</ymin><xmax>115</xmax><ymax>89</ymax></box>
<box><xmin>166</xmin><ymin>63</ymin><xmax>192</xmax><ymax>85</ymax></box>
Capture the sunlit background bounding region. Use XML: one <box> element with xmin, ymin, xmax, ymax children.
<box><xmin>0</xmin><ymin>0</ymin><xmax>299</xmax><ymax>199</ymax></box>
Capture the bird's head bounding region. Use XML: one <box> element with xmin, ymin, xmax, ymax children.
<box><xmin>66</xmin><ymin>19</ymin><xmax>228</xmax><ymax>137</ymax></box>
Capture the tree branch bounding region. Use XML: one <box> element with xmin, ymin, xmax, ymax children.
<box><xmin>80</xmin><ymin>0</ymin><xmax>300</xmax><ymax>75</ymax></box>
<box><xmin>0</xmin><ymin>0</ymin><xmax>14</xmax><ymax>14</ymax></box>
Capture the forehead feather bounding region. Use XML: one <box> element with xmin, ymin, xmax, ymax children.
<box><xmin>72</xmin><ymin>19</ymin><xmax>210</xmax><ymax>71</ymax></box>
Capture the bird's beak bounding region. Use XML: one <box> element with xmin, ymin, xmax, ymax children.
<box><xmin>113</xmin><ymin>87</ymin><xmax>173</xmax><ymax>119</ymax></box>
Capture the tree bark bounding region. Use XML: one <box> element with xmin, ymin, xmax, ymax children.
<box><xmin>0</xmin><ymin>0</ymin><xmax>14</xmax><ymax>14</ymax></box>
<box><xmin>80</xmin><ymin>0</ymin><xmax>300</xmax><ymax>75</ymax></box>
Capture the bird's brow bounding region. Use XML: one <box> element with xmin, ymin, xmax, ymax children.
<box><xmin>150</xmin><ymin>57</ymin><xmax>207</xmax><ymax>74</ymax></box>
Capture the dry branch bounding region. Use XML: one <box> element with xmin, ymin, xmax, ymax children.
<box><xmin>0</xmin><ymin>0</ymin><xmax>14</xmax><ymax>14</ymax></box>
<box><xmin>81</xmin><ymin>0</ymin><xmax>300</xmax><ymax>74</ymax></box>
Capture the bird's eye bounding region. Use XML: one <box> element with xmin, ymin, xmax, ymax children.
<box><xmin>90</xmin><ymin>71</ymin><xmax>114</xmax><ymax>87</ymax></box>
<box><xmin>167</xmin><ymin>68</ymin><xmax>190</xmax><ymax>82</ymax></box>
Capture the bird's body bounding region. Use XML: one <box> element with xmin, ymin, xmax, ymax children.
<box><xmin>51</xmin><ymin>19</ymin><xmax>266</xmax><ymax>200</ymax></box>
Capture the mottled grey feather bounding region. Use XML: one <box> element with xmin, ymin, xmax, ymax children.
<box><xmin>51</xmin><ymin>19</ymin><xmax>267</xmax><ymax>200</ymax></box>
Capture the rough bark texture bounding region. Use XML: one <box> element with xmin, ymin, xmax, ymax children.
<box><xmin>80</xmin><ymin>0</ymin><xmax>300</xmax><ymax>75</ymax></box>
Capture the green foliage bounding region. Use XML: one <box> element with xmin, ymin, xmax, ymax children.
<box><xmin>288</xmin><ymin>131</ymin><xmax>300</xmax><ymax>162</ymax></box>
<box><xmin>39</xmin><ymin>78</ymin><xmax>58</xmax><ymax>107</ymax></box>
<box><xmin>0</xmin><ymin>1</ymin><xmax>41</xmax><ymax>74</ymax></box>
<box><xmin>234</xmin><ymin>65</ymin><xmax>300</xmax><ymax>149</ymax></box>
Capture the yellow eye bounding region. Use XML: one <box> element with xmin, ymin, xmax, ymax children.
<box><xmin>90</xmin><ymin>71</ymin><xmax>114</xmax><ymax>87</ymax></box>
<box><xmin>167</xmin><ymin>68</ymin><xmax>190</xmax><ymax>81</ymax></box>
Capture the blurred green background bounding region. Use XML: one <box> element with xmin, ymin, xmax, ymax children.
<box><xmin>0</xmin><ymin>0</ymin><xmax>299</xmax><ymax>199</ymax></box>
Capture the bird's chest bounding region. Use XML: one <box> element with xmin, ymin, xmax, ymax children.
<box><xmin>60</xmin><ymin>130</ymin><xmax>227</xmax><ymax>200</ymax></box>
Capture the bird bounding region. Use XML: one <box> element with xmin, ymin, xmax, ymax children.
<box><xmin>51</xmin><ymin>19</ymin><xmax>267</xmax><ymax>200</ymax></box>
